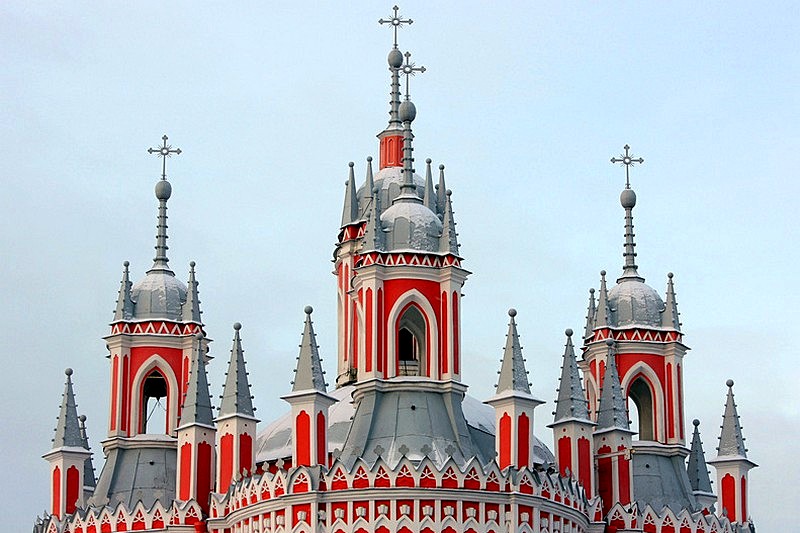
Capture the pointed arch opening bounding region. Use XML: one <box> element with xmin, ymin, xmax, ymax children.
<box><xmin>628</xmin><ymin>376</ymin><xmax>654</xmax><ymax>441</ymax></box>
<box><xmin>141</xmin><ymin>369</ymin><xmax>168</xmax><ymax>434</ymax></box>
<box><xmin>397</xmin><ymin>304</ymin><xmax>426</xmax><ymax>376</ymax></box>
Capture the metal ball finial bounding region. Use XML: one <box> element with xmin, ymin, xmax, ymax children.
<box><xmin>233</xmin><ymin>322</ymin><xmax>242</xmax><ymax>331</ymax></box>
<box><xmin>600</xmin><ymin>270</ymin><xmax>607</xmax><ymax>277</ymax></box>
<box><xmin>726</xmin><ymin>379</ymin><xmax>734</xmax><ymax>388</ymax></box>
<box><xmin>668</xmin><ymin>272</ymin><xmax>674</xmax><ymax>278</ymax></box>
<box><xmin>304</xmin><ymin>305</ymin><xmax>314</xmax><ymax>315</ymax></box>
<box><xmin>693</xmin><ymin>419</ymin><xmax>700</xmax><ymax>427</ymax></box>
<box><xmin>195</xmin><ymin>332</ymin><xmax>204</xmax><ymax>340</ymax></box>
<box><xmin>426</xmin><ymin>158</ymin><xmax>432</xmax><ymax>164</ymax></box>
<box><xmin>65</xmin><ymin>368</ymin><xmax>73</xmax><ymax>376</ymax></box>
<box><xmin>565</xmin><ymin>328</ymin><xmax>573</xmax><ymax>337</ymax></box>
<box><xmin>190</xmin><ymin>260</ymin><xmax>196</xmax><ymax>268</ymax></box>
<box><xmin>123</xmin><ymin>260</ymin><xmax>130</xmax><ymax>267</ymax></box>
<box><xmin>508</xmin><ymin>308</ymin><xmax>517</xmax><ymax>317</ymax></box>
<box><xmin>79</xmin><ymin>414</ymin><xmax>87</xmax><ymax>423</ymax></box>
<box><xmin>348</xmin><ymin>161</ymin><xmax>354</xmax><ymax>168</ymax></box>
<box><xmin>367</xmin><ymin>156</ymin><xmax>373</xmax><ymax>162</ymax></box>
<box><xmin>155</xmin><ymin>179</ymin><xmax>172</xmax><ymax>200</ymax></box>
<box><xmin>605</xmin><ymin>338</ymin><xmax>614</xmax><ymax>347</ymax></box>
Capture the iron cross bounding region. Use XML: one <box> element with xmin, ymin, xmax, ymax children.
<box><xmin>400</xmin><ymin>51</ymin><xmax>426</xmax><ymax>99</ymax></box>
<box><xmin>148</xmin><ymin>135</ymin><xmax>182</xmax><ymax>181</ymax></box>
<box><xmin>379</xmin><ymin>5</ymin><xmax>413</xmax><ymax>48</ymax></box>
<box><xmin>610</xmin><ymin>144</ymin><xmax>644</xmax><ymax>189</ymax></box>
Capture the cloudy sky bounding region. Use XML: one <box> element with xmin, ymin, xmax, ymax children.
<box><xmin>2</xmin><ymin>2</ymin><xmax>797</xmax><ymax>530</ymax></box>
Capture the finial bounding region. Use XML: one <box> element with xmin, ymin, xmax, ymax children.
<box><xmin>726</xmin><ymin>379</ymin><xmax>734</xmax><ymax>388</ymax></box>
<box><xmin>610</xmin><ymin>144</ymin><xmax>643</xmax><ymax>190</ymax></box>
<box><xmin>147</xmin><ymin>135</ymin><xmax>181</xmax><ymax>272</ymax></box>
<box><xmin>195</xmin><ymin>331</ymin><xmax>204</xmax><ymax>341</ymax></box>
<box><xmin>233</xmin><ymin>322</ymin><xmax>242</xmax><ymax>331</ymax></box>
<box><xmin>379</xmin><ymin>5</ymin><xmax>413</xmax><ymax>49</ymax></box>
<box><xmin>123</xmin><ymin>260</ymin><xmax>130</xmax><ymax>268</ymax></box>
<box><xmin>693</xmin><ymin>418</ymin><xmax>700</xmax><ymax>426</ymax></box>
<box><xmin>399</xmin><ymin>51</ymin><xmax>425</xmax><ymax>100</ymax></box>
<box><xmin>552</xmin><ymin>326</ymin><xmax>590</xmax><ymax>423</ymax></box>
<box><xmin>565</xmin><ymin>328</ymin><xmax>573</xmax><ymax>337</ymax></box>
<box><xmin>508</xmin><ymin>308</ymin><xmax>517</xmax><ymax>317</ymax></box>
<box><xmin>304</xmin><ymin>305</ymin><xmax>314</xmax><ymax>315</ymax></box>
<box><xmin>605</xmin><ymin>338</ymin><xmax>614</xmax><ymax>347</ymax></box>
<box><xmin>218</xmin><ymin>320</ymin><xmax>256</xmax><ymax>420</ymax></box>
<box><xmin>423</xmin><ymin>158</ymin><xmax>436</xmax><ymax>211</ymax></box>
<box><xmin>65</xmin><ymin>367</ymin><xmax>73</xmax><ymax>376</ymax></box>
<box><xmin>148</xmin><ymin>134</ymin><xmax>182</xmax><ymax>182</ymax></box>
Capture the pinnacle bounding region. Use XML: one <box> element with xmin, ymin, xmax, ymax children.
<box><xmin>292</xmin><ymin>307</ymin><xmax>327</xmax><ymax>393</ymax></box>
<box><xmin>495</xmin><ymin>309</ymin><xmax>531</xmax><ymax>395</ymax></box>
<box><xmin>218</xmin><ymin>323</ymin><xmax>256</xmax><ymax>419</ymax></box>
<box><xmin>553</xmin><ymin>328</ymin><xmax>590</xmax><ymax>423</ymax></box>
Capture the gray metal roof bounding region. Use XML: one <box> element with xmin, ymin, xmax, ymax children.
<box><xmin>594</xmin><ymin>271</ymin><xmax>610</xmax><ymax>329</ymax></box>
<box><xmin>595</xmin><ymin>341</ymin><xmax>631</xmax><ymax>432</ymax></box>
<box><xmin>112</xmin><ymin>261</ymin><xmax>134</xmax><ymax>322</ymax></box>
<box><xmin>341</xmin><ymin>162</ymin><xmax>359</xmax><ymax>227</ymax></box>
<box><xmin>218</xmin><ymin>323</ymin><xmax>256</xmax><ymax>419</ymax></box>
<box><xmin>583</xmin><ymin>288</ymin><xmax>596</xmax><ymax>339</ymax></box>
<box><xmin>608</xmin><ymin>278</ymin><xmax>666</xmax><ymax>329</ymax></box>
<box><xmin>716</xmin><ymin>380</ymin><xmax>748</xmax><ymax>458</ymax></box>
<box><xmin>687</xmin><ymin>419</ymin><xmax>713</xmax><ymax>493</ymax></box>
<box><xmin>130</xmin><ymin>270</ymin><xmax>188</xmax><ymax>322</ymax></box>
<box><xmin>359</xmin><ymin>157</ymin><xmax>375</xmax><ymax>220</ymax></box>
<box><xmin>178</xmin><ymin>335</ymin><xmax>215</xmax><ymax>428</ymax></box>
<box><xmin>661</xmin><ymin>272</ymin><xmax>681</xmax><ymax>331</ymax></box>
<box><xmin>78</xmin><ymin>415</ymin><xmax>97</xmax><ymax>488</ymax></box>
<box><xmin>631</xmin><ymin>448</ymin><xmax>699</xmax><ymax>512</ymax></box>
<box><xmin>292</xmin><ymin>307</ymin><xmax>327</xmax><ymax>393</ymax></box>
<box><xmin>422</xmin><ymin>159</ymin><xmax>436</xmax><ymax>212</ymax></box>
<box><xmin>495</xmin><ymin>309</ymin><xmax>531</xmax><ymax>395</ymax></box>
<box><xmin>553</xmin><ymin>329</ymin><xmax>590</xmax><ymax>423</ymax></box>
<box><xmin>439</xmin><ymin>188</ymin><xmax>459</xmax><ymax>255</ymax></box>
<box><xmin>361</xmin><ymin>186</ymin><xmax>384</xmax><ymax>252</ymax></box>
<box><xmin>52</xmin><ymin>368</ymin><xmax>84</xmax><ymax>449</ymax></box>
<box><xmin>181</xmin><ymin>261</ymin><xmax>202</xmax><ymax>323</ymax></box>
<box><xmin>436</xmin><ymin>164</ymin><xmax>447</xmax><ymax>216</ymax></box>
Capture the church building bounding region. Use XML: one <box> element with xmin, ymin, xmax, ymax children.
<box><xmin>36</xmin><ymin>7</ymin><xmax>757</xmax><ymax>533</ymax></box>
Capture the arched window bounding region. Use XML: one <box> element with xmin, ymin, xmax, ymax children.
<box><xmin>397</xmin><ymin>305</ymin><xmax>426</xmax><ymax>376</ymax></box>
<box><xmin>141</xmin><ymin>369</ymin><xmax>168</xmax><ymax>434</ymax></box>
<box><xmin>628</xmin><ymin>377</ymin><xmax>654</xmax><ymax>441</ymax></box>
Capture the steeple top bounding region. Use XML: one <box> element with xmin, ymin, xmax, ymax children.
<box><xmin>146</xmin><ymin>134</ymin><xmax>181</xmax><ymax>272</ymax></box>
<box><xmin>52</xmin><ymin>368</ymin><xmax>83</xmax><ymax>449</ymax></box>
<box><xmin>399</xmin><ymin>51</ymin><xmax>426</xmax><ymax>100</ymax></box>
<box><xmin>717</xmin><ymin>379</ymin><xmax>749</xmax><ymax>458</ymax></box>
<box><xmin>553</xmin><ymin>328</ymin><xmax>591</xmax><ymax>423</ymax></box>
<box><xmin>610</xmin><ymin>144</ymin><xmax>644</xmax><ymax>281</ymax></box>
<box><xmin>610</xmin><ymin>143</ymin><xmax>644</xmax><ymax>190</ymax></box>
<box><xmin>495</xmin><ymin>308</ymin><xmax>532</xmax><ymax>395</ymax></box>
<box><xmin>379</xmin><ymin>5</ymin><xmax>413</xmax><ymax>49</ymax></box>
<box><xmin>292</xmin><ymin>306</ymin><xmax>328</xmax><ymax>393</ymax></box>
<box><xmin>148</xmin><ymin>134</ymin><xmax>182</xmax><ymax>182</ymax></box>
<box><xmin>218</xmin><ymin>322</ymin><xmax>256</xmax><ymax>420</ymax></box>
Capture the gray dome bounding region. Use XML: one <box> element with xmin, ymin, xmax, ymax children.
<box><xmin>381</xmin><ymin>201</ymin><xmax>442</xmax><ymax>252</ymax></box>
<box><xmin>357</xmin><ymin>166</ymin><xmax>425</xmax><ymax>210</ymax></box>
<box><xmin>608</xmin><ymin>279</ymin><xmax>665</xmax><ymax>328</ymax></box>
<box><xmin>130</xmin><ymin>271</ymin><xmax>187</xmax><ymax>321</ymax></box>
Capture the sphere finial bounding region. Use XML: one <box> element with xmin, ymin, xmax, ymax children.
<box><xmin>605</xmin><ymin>338</ymin><xmax>614</xmax><ymax>347</ymax></box>
<box><xmin>726</xmin><ymin>379</ymin><xmax>734</xmax><ymax>388</ymax></box>
<box><xmin>65</xmin><ymin>367</ymin><xmax>73</xmax><ymax>376</ymax></box>
<box><xmin>233</xmin><ymin>322</ymin><xmax>242</xmax><ymax>331</ymax></box>
<box><xmin>304</xmin><ymin>305</ymin><xmax>314</xmax><ymax>315</ymax></box>
<box><xmin>508</xmin><ymin>308</ymin><xmax>517</xmax><ymax>317</ymax></box>
<box><xmin>693</xmin><ymin>419</ymin><xmax>700</xmax><ymax>427</ymax></box>
<box><xmin>565</xmin><ymin>328</ymin><xmax>573</xmax><ymax>337</ymax></box>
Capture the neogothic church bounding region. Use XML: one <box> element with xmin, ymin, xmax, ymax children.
<box><xmin>36</xmin><ymin>8</ymin><xmax>757</xmax><ymax>533</ymax></box>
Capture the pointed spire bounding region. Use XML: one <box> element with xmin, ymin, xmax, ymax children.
<box><xmin>292</xmin><ymin>306</ymin><xmax>327</xmax><ymax>393</ymax></box>
<box><xmin>661</xmin><ymin>272</ymin><xmax>681</xmax><ymax>331</ymax></box>
<box><xmin>218</xmin><ymin>323</ymin><xmax>256</xmax><ymax>419</ymax></box>
<box><xmin>618</xmin><ymin>187</ymin><xmax>644</xmax><ymax>281</ymax></box>
<box><xmin>583</xmin><ymin>288</ymin><xmax>596</xmax><ymax>339</ymax></box>
<box><xmin>687</xmin><ymin>419</ymin><xmax>713</xmax><ymax>493</ymax></box>
<box><xmin>423</xmin><ymin>158</ymin><xmax>436</xmax><ymax>211</ymax></box>
<box><xmin>362</xmin><ymin>183</ymin><xmax>384</xmax><ymax>252</ymax></box>
<box><xmin>341</xmin><ymin>162</ymin><xmax>359</xmax><ymax>226</ymax></box>
<box><xmin>363</xmin><ymin>156</ymin><xmax>375</xmax><ymax>214</ymax></box>
<box><xmin>78</xmin><ymin>415</ymin><xmax>97</xmax><ymax>489</ymax></box>
<box><xmin>395</xmin><ymin>96</ymin><xmax>421</xmax><ymax>203</ymax></box>
<box><xmin>496</xmin><ymin>309</ymin><xmax>531</xmax><ymax>394</ymax></box>
<box><xmin>149</xmin><ymin>179</ymin><xmax>174</xmax><ymax>274</ymax></box>
<box><xmin>181</xmin><ymin>261</ymin><xmax>202</xmax><ymax>323</ymax></box>
<box><xmin>436</xmin><ymin>164</ymin><xmax>447</xmax><ymax>215</ymax></box>
<box><xmin>596</xmin><ymin>340</ymin><xmax>631</xmax><ymax>431</ymax></box>
<box><xmin>439</xmin><ymin>188</ymin><xmax>459</xmax><ymax>255</ymax></box>
<box><xmin>52</xmin><ymin>368</ymin><xmax>84</xmax><ymax>448</ymax></box>
<box><xmin>553</xmin><ymin>329</ymin><xmax>590</xmax><ymax>422</ymax></box>
<box><xmin>179</xmin><ymin>333</ymin><xmax>215</xmax><ymax>428</ymax></box>
<box><xmin>594</xmin><ymin>271</ymin><xmax>611</xmax><ymax>328</ymax></box>
<box><xmin>716</xmin><ymin>379</ymin><xmax>748</xmax><ymax>457</ymax></box>
<box><xmin>113</xmin><ymin>261</ymin><xmax>134</xmax><ymax>321</ymax></box>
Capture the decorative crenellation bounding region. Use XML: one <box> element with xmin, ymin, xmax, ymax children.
<box><xmin>33</xmin><ymin>499</ymin><xmax>203</xmax><ymax>533</ymax></box>
<box><xmin>587</xmin><ymin>327</ymin><xmax>682</xmax><ymax>344</ymax></box>
<box><xmin>109</xmin><ymin>320</ymin><xmax>203</xmax><ymax>336</ymax></box>
<box><xmin>357</xmin><ymin>251</ymin><xmax>462</xmax><ymax>269</ymax></box>
<box><xmin>604</xmin><ymin>501</ymin><xmax>749</xmax><ymax>533</ymax></box>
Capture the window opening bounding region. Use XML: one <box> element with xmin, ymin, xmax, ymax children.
<box><xmin>142</xmin><ymin>370</ymin><xmax>168</xmax><ymax>434</ymax></box>
<box><xmin>628</xmin><ymin>377</ymin><xmax>654</xmax><ymax>440</ymax></box>
<box><xmin>397</xmin><ymin>305</ymin><xmax>426</xmax><ymax>376</ymax></box>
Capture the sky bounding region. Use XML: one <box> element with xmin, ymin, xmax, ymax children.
<box><xmin>2</xmin><ymin>1</ymin><xmax>798</xmax><ymax>530</ymax></box>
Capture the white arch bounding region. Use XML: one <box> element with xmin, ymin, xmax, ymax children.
<box><xmin>620</xmin><ymin>361</ymin><xmax>665</xmax><ymax>442</ymax></box>
<box><xmin>385</xmin><ymin>289</ymin><xmax>439</xmax><ymax>378</ymax></box>
<box><xmin>129</xmin><ymin>354</ymin><xmax>180</xmax><ymax>435</ymax></box>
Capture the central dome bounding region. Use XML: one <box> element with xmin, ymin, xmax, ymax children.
<box><xmin>380</xmin><ymin>200</ymin><xmax>443</xmax><ymax>252</ymax></box>
<box><xmin>130</xmin><ymin>271</ymin><xmax>187</xmax><ymax>321</ymax></box>
<box><xmin>608</xmin><ymin>278</ymin><xmax>665</xmax><ymax>328</ymax></box>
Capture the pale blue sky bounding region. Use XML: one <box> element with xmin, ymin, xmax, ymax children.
<box><xmin>2</xmin><ymin>2</ymin><xmax>797</xmax><ymax>529</ymax></box>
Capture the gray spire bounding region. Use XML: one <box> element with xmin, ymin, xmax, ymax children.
<box><xmin>378</xmin><ymin>6</ymin><xmax>412</xmax><ymax>132</ymax></box>
<box><xmin>495</xmin><ymin>309</ymin><xmax>531</xmax><ymax>394</ymax></box>
<box><xmin>218</xmin><ymin>323</ymin><xmax>256</xmax><ymax>419</ymax></box>
<box><xmin>439</xmin><ymin>188</ymin><xmax>459</xmax><ymax>255</ymax></box>
<box><xmin>78</xmin><ymin>415</ymin><xmax>96</xmax><ymax>489</ymax></box>
<box><xmin>181</xmin><ymin>261</ymin><xmax>202</xmax><ymax>323</ymax></box>
<box><xmin>341</xmin><ymin>162</ymin><xmax>359</xmax><ymax>227</ymax></box>
<box><xmin>594</xmin><ymin>271</ymin><xmax>611</xmax><ymax>328</ymax></box>
<box><xmin>113</xmin><ymin>261</ymin><xmax>134</xmax><ymax>321</ymax></box>
<box><xmin>436</xmin><ymin>164</ymin><xmax>447</xmax><ymax>215</ymax></box>
<box><xmin>423</xmin><ymin>158</ymin><xmax>436</xmax><ymax>211</ymax></box>
<box><xmin>661</xmin><ymin>272</ymin><xmax>681</xmax><ymax>331</ymax></box>
<box><xmin>178</xmin><ymin>333</ymin><xmax>215</xmax><ymax>429</ymax></box>
<box><xmin>553</xmin><ymin>329</ymin><xmax>590</xmax><ymax>422</ymax></box>
<box><xmin>687</xmin><ymin>419</ymin><xmax>713</xmax><ymax>493</ymax></box>
<box><xmin>52</xmin><ymin>368</ymin><xmax>84</xmax><ymax>448</ymax></box>
<box><xmin>618</xmin><ymin>187</ymin><xmax>644</xmax><ymax>282</ymax></box>
<box><xmin>395</xmin><ymin>98</ymin><xmax>421</xmax><ymax>203</ymax></box>
<box><xmin>361</xmin><ymin>184</ymin><xmax>384</xmax><ymax>252</ymax></box>
<box><xmin>716</xmin><ymin>380</ymin><xmax>748</xmax><ymax>457</ymax></box>
<box><xmin>362</xmin><ymin>156</ymin><xmax>375</xmax><ymax>218</ymax></box>
<box><xmin>595</xmin><ymin>340</ymin><xmax>631</xmax><ymax>431</ymax></box>
<box><xmin>583</xmin><ymin>288</ymin><xmax>596</xmax><ymax>340</ymax></box>
<box><xmin>148</xmin><ymin>179</ymin><xmax>174</xmax><ymax>274</ymax></box>
<box><xmin>292</xmin><ymin>306</ymin><xmax>327</xmax><ymax>393</ymax></box>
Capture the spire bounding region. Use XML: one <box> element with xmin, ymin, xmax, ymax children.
<box><xmin>378</xmin><ymin>6</ymin><xmax>412</xmax><ymax>133</ymax></box>
<box><xmin>341</xmin><ymin>162</ymin><xmax>359</xmax><ymax>226</ymax></box>
<box><xmin>553</xmin><ymin>329</ymin><xmax>590</xmax><ymax>422</ymax></box>
<box><xmin>610</xmin><ymin>144</ymin><xmax>645</xmax><ymax>282</ymax></box>
<box><xmin>661</xmin><ymin>272</ymin><xmax>681</xmax><ymax>331</ymax></box>
<box><xmin>436</xmin><ymin>163</ymin><xmax>447</xmax><ymax>215</ymax></box>
<box><xmin>396</xmin><ymin>97</ymin><xmax>420</xmax><ymax>202</ymax></box>
<box><xmin>146</xmin><ymin>135</ymin><xmax>181</xmax><ymax>274</ymax></box>
<box><xmin>52</xmin><ymin>368</ymin><xmax>83</xmax><ymax>448</ymax></box>
<box><xmin>439</xmin><ymin>187</ymin><xmax>459</xmax><ymax>255</ymax></box>
<box><xmin>716</xmin><ymin>379</ymin><xmax>748</xmax><ymax>457</ymax></box>
<box><xmin>423</xmin><ymin>158</ymin><xmax>436</xmax><ymax>211</ymax></box>
<box><xmin>583</xmin><ymin>288</ymin><xmax>596</xmax><ymax>339</ymax></box>
<box><xmin>687</xmin><ymin>419</ymin><xmax>713</xmax><ymax>494</ymax></box>
<box><xmin>179</xmin><ymin>333</ymin><xmax>215</xmax><ymax>428</ymax></box>
<box><xmin>78</xmin><ymin>415</ymin><xmax>97</xmax><ymax>489</ymax></box>
<box><xmin>495</xmin><ymin>309</ymin><xmax>531</xmax><ymax>394</ymax></box>
<box><xmin>594</xmin><ymin>271</ymin><xmax>611</xmax><ymax>328</ymax></box>
<box><xmin>361</xmin><ymin>183</ymin><xmax>384</xmax><ymax>252</ymax></box>
<box><xmin>595</xmin><ymin>340</ymin><xmax>631</xmax><ymax>432</ymax></box>
<box><xmin>112</xmin><ymin>261</ymin><xmax>133</xmax><ymax>321</ymax></box>
<box><xmin>292</xmin><ymin>306</ymin><xmax>327</xmax><ymax>393</ymax></box>
<box><xmin>181</xmin><ymin>261</ymin><xmax>202</xmax><ymax>323</ymax></box>
<box><xmin>218</xmin><ymin>323</ymin><xmax>256</xmax><ymax>419</ymax></box>
<box><xmin>362</xmin><ymin>156</ymin><xmax>375</xmax><ymax>218</ymax></box>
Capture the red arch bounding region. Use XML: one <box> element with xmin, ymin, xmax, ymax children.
<box><xmin>296</xmin><ymin>410</ymin><xmax>311</xmax><ymax>466</ymax></box>
<box><xmin>499</xmin><ymin>413</ymin><xmax>511</xmax><ymax>468</ymax></box>
<box><xmin>518</xmin><ymin>412</ymin><xmax>530</xmax><ymax>467</ymax></box>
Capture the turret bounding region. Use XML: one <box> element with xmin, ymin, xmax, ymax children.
<box><xmin>708</xmin><ymin>379</ymin><xmax>757</xmax><ymax>524</ymax></box>
<box><xmin>215</xmin><ymin>323</ymin><xmax>259</xmax><ymax>492</ymax></box>
<box><xmin>485</xmin><ymin>309</ymin><xmax>544</xmax><ymax>470</ymax></box>
<box><xmin>283</xmin><ymin>307</ymin><xmax>336</xmax><ymax>468</ymax></box>
<box><xmin>687</xmin><ymin>419</ymin><xmax>716</xmax><ymax>512</ymax></box>
<box><xmin>548</xmin><ymin>329</ymin><xmax>595</xmax><ymax>496</ymax></box>
<box><xmin>42</xmin><ymin>369</ymin><xmax>92</xmax><ymax>519</ymax></box>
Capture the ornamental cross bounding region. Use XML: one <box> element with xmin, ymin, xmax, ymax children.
<box><xmin>610</xmin><ymin>144</ymin><xmax>643</xmax><ymax>189</ymax></box>
<box><xmin>148</xmin><ymin>134</ymin><xmax>182</xmax><ymax>181</ymax></box>
<box><xmin>400</xmin><ymin>51</ymin><xmax>425</xmax><ymax>99</ymax></box>
<box><xmin>379</xmin><ymin>5</ymin><xmax>413</xmax><ymax>48</ymax></box>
